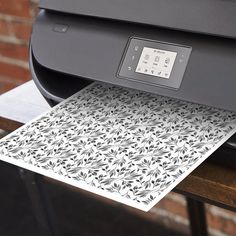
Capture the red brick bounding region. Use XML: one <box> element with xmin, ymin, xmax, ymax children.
<box><xmin>0</xmin><ymin>0</ymin><xmax>31</xmax><ymax>18</ymax></box>
<box><xmin>0</xmin><ymin>61</ymin><xmax>30</xmax><ymax>82</ymax></box>
<box><xmin>0</xmin><ymin>76</ymin><xmax>22</xmax><ymax>94</ymax></box>
<box><xmin>156</xmin><ymin>197</ymin><xmax>188</xmax><ymax>219</ymax></box>
<box><xmin>0</xmin><ymin>42</ymin><xmax>29</xmax><ymax>61</ymax></box>
<box><xmin>11</xmin><ymin>21</ymin><xmax>32</xmax><ymax>41</ymax></box>
<box><xmin>0</xmin><ymin>19</ymin><xmax>10</xmax><ymax>36</ymax></box>
<box><xmin>207</xmin><ymin>211</ymin><xmax>236</xmax><ymax>236</ymax></box>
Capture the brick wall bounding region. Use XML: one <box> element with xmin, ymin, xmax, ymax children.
<box><xmin>0</xmin><ymin>1</ymin><xmax>236</xmax><ymax>236</ymax></box>
<box><xmin>151</xmin><ymin>193</ymin><xmax>236</xmax><ymax>236</ymax></box>
<box><xmin>0</xmin><ymin>0</ymin><xmax>38</xmax><ymax>94</ymax></box>
<box><xmin>121</xmin><ymin>191</ymin><xmax>236</xmax><ymax>236</ymax></box>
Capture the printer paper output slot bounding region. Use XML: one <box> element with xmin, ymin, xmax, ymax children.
<box><xmin>30</xmin><ymin>47</ymin><xmax>93</xmax><ymax>105</ymax></box>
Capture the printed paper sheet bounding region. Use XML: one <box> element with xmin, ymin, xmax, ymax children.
<box><xmin>1</xmin><ymin>82</ymin><xmax>236</xmax><ymax>211</ymax></box>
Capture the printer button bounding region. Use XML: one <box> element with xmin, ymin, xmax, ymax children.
<box><xmin>134</xmin><ymin>46</ymin><xmax>139</xmax><ymax>51</ymax></box>
<box><xmin>53</xmin><ymin>24</ymin><xmax>69</xmax><ymax>33</ymax></box>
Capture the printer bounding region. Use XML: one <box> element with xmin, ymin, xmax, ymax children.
<box><xmin>30</xmin><ymin>0</ymin><xmax>236</xmax><ymax>166</ymax></box>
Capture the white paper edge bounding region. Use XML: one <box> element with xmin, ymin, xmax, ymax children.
<box><xmin>1</xmin><ymin>82</ymin><xmax>236</xmax><ymax>212</ymax></box>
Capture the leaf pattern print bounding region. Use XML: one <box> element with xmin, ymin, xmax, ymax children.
<box><xmin>0</xmin><ymin>82</ymin><xmax>236</xmax><ymax>211</ymax></box>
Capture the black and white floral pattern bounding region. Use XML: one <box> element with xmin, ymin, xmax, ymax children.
<box><xmin>1</xmin><ymin>82</ymin><xmax>236</xmax><ymax>211</ymax></box>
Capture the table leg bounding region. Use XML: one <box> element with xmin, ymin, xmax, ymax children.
<box><xmin>186</xmin><ymin>197</ymin><xmax>208</xmax><ymax>236</ymax></box>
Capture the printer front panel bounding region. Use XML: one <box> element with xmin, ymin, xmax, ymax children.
<box><xmin>118</xmin><ymin>37</ymin><xmax>192</xmax><ymax>90</ymax></box>
<box><xmin>31</xmin><ymin>10</ymin><xmax>236</xmax><ymax>112</ymax></box>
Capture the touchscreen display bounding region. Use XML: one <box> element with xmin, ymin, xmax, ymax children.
<box><xmin>135</xmin><ymin>47</ymin><xmax>177</xmax><ymax>79</ymax></box>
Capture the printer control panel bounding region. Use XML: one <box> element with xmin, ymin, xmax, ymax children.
<box><xmin>118</xmin><ymin>37</ymin><xmax>192</xmax><ymax>90</ymax></box>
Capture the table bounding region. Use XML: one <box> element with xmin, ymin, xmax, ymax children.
<box><xmin>1</xmin><ymin>81</ymin><xmax>236</xmax><ymax>236</ymax></box>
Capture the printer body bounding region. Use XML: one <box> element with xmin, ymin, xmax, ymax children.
<box><xmin>30</xmin><ymin>0</ymin><xmax>236</xmax><ymax>166</ymax></box>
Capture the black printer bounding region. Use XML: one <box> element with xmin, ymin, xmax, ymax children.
<box><xmin>29</xmin><ymin>0</ymin><xmax>236</xmax><ymax>166</ymax></box>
